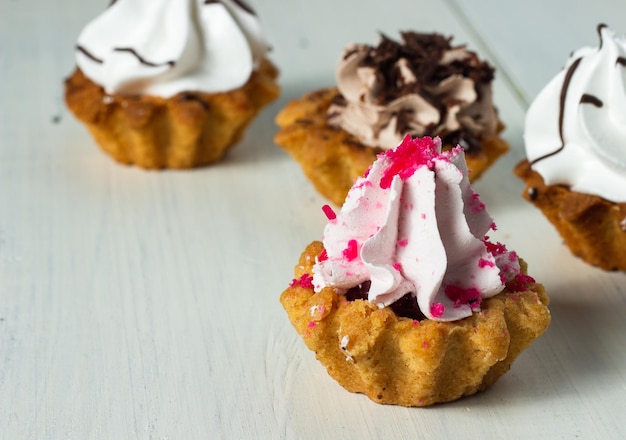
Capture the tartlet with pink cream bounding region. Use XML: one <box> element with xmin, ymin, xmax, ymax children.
<box><xmin>281</xmin><ymin>136</ymin><xmax>550</xmax><ymax>406</ymax></box>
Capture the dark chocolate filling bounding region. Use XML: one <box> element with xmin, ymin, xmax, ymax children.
<box><xmin>344</xmin><ymin>280</ymin><xmax>427</xmax><ymax>321</ymax></box>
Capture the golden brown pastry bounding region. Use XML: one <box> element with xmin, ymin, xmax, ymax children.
<box><xmin>65</xmin><ymin>61</ymin><xmax>279</xmax><ymax>169</ymax></box>
<box><xmin>515</xmin><ymin>161</ymin><xmax>626</xmax><ymax>271</ymax></box>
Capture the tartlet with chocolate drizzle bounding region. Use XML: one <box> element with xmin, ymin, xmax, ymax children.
<box><xmin>65</xmin><ymin>0</ymin><xmax>279</xmax><ymax>169</ymax></box>
<box><xmin>515</xmin><ymin>24</ymin><xmax>626</xmax><ymax>270</ymax></box>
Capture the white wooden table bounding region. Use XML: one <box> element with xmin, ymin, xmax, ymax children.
<box><xmin>2</xmin><ymin>1</ymin><xmax>626</xmax><ymax>438</ymax></box>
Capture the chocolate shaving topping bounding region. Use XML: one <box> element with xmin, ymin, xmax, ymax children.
<box><xmin>357</xmin><ymin>32</ymin><xmax>494</xmax><ymax>106</ymax></box>
<box><xmin>343</xmin><ymin>46</ymin><xmax>360</xmax><ymax>61</ymax></box>
<box><xmin>334</xmin><ymin>31</ymin><xmax>496</xmax><ymax>149</ymax></box>
<box><xmin>617</xmin><ymin>57</ymin><xmax>626</xmax><ymax>66</ymax></box>
<box><xmin>331</xmin><ymin>94</ymin><xmax>348</xmax><ymax>106</ymax></box>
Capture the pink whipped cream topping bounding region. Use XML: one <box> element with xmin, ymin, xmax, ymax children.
<box><xmin>312</xmin><ymin>135</ymin><xmax>522</xmax><ymax>322</ymax></box>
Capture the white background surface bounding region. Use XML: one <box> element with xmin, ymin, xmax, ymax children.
<box><xmin>1</xmin><ymin>0</ymin><xmax>626</xmax><ymax>438</ymax></box>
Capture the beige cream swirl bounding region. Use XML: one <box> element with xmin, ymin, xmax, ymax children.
<box><xmin>327</xmin><ymin>33</ymin><xmax>498</xmax><ymax>151</ymax></box>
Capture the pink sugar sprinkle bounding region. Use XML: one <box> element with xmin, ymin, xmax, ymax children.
<box><xmin>308</xmin><ymin>321</ymin><xmax>317</xmax><ymax>328</ymax></box>
<box><xmin>393</xmin><ymin>262</ymin><xmax>403</xmax><ymax>272</ymax></box>
<box><xmin>473</xmin><ymin>202</ymin><xmax>486</xmax><ymax>213</ymax></box>
<box><xmin>318</xmin><ymin>248</ymin><xmax>328</xmax><ymax>262</ymax></box>
<box><xmin>506</xmin><ymin>273</ymin><xmax>536</xmax><ymax>291</ymax></box>
<box><xmin>421</xmin><ymin>213</ymin><xmax>426</xmax><ymax>219</ymax></box>
<box><xmin>353</xmin><ymin>179</ymin><xmax>372</xmax><ymax>190</ymax></box>
<box><xmin>483</xmin><ymin>238</ymin><xmax>507</xmax><ymax>256</ymax></box>
<box><xmin>508</xmin><ymin>251</ymin><xmax>518</xmax><ymax>262</ymax></box>
<box><xmin>291</xmin><ymin>273</ymin><xmax>314</xmax><ymax>289</ymax></box>
<box><xmin>321</xmin><ymin>204</ymin><xmax>336</xmax><ymax>220</ymax></box>
<box><xmin>379</xmin><ymin>135</ymin><xmax>439</xmax><ymax>189</ymax></box>
<box><xmin>422</xmin><ymin>341</ymin><xmax>429</xmax><ymax>349</ymax></box>
<box><xmin>412</xmin><ymin>320</ymin><xmax>419</xmax><ymax>326</ymax></box>
<box><xmin>490</xmin><ymin>222</ymin><xmax>497</xmax><ymax>231</ymax></box>
<box><xmin>397</xmin><ymin>239</ymin><xmax>408</xmax><ymax>247</ymax></box>
<box><xmin>478</xmin><ymin>258</ymin><xmax>495</xmax><ymax>268</ymax></box>
<box><xmin>430</xmin><ymin>303</ymin><xmax>445</xmax><ymax>318</ymax></box>
<box><xmin>470</xmin><ymin>193</ymin><xmax>486</xmax><ymax>213</ymax></box>
<box><xmin>375</xmin><ymin>201</ymin><xmax>383</xmax><ymax>209</ymax></box>
<box><xmin>445</xmin><ymin>284</ymin><xmax>481</xmax><ymax>306</ymax></box>
<box><xmin>343</xmin><ymin>239</ymin><xmax>359</xmax><ymax>261</ymax></box>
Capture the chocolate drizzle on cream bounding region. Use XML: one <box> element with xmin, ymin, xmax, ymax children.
<box><xmin>204</xmin><ymin>0</ymin><xmax>256</xmax><ymax>15</ymax></box>
<box><xmin>530</xmin><ymin>24</ymin><xmax>624</xmax><ymax>167</ymax></box>
<box><xmin>76</xmin><ymin>45</ymin><xmax>103</xmax><ymax>64</ymax></box>
<box><xmin>525</xmin><ymin>24</ymin><xmax>626</xmax><ymax>203</ymax></box>
<box><xmin>113</xmin><ymin>47</ymin><xmax>175</xmax><ymax>68</ymax></box>
<box><xmin>530</xmin><ymin>57</ymin><xmax>582</xmax><ymax>166</ymax></box>
<box><xmin>598</xmin><ymin>23</ymin><xmax>608</xmax><ymax>49</ymax></box>
<box><xmin>580</xmin><ymin>94</ymin><xmax>603</xmax><ymax>107</ymax></box>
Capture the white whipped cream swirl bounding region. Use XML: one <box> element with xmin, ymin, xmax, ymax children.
<box><xmin>524</xmin><ymin>24</ymin><xmax>626</xmax><ymax>203</ymax></box>
<box><xmin>312</xmin><ymin>136</ymin><xmax>520</xmax><ymax>322</ymax></box>
<box><xmin>75</xmin><ymin>0</ymin><xmax>267</xmax><ymax>97</ymax></box>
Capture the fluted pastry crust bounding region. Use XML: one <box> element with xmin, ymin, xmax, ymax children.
<box><xmin>65</xmin><ymin>59</ymin><xmax>280</xmax><ymax>169</ymax></box>
<box><xmin>515</xmin><ymin>159</ymin><xmax>626</xmax><ymax>271</ymax></box>
<box><xmin>281</xmin><ymin>241</ymin><xmax>550</xmax><ymax>407</ymax></box>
